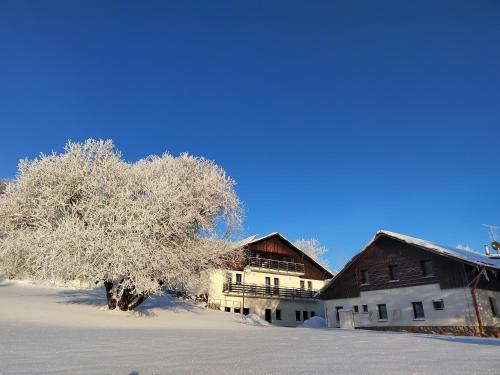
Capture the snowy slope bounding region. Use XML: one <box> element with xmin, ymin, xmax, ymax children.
<box><xmin>0</xmin><ymin>280</ymin><xmax>253</xmax><ymax>331</ymax></box>
<box><xmin>1</xmin><ymin>280</ymin><xmax>499</xmax><ymax>374</ymax></box>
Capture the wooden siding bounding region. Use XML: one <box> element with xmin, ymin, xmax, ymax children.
<box><xmin>247</xmin><ymin>237</ymin><xmax>328</xmax><ymax>280</ymax></box>
<box><xmin>321</xmin><ymin>236</ymin><xmax>469</xmax><ymax>300</ymax></box>
<box><xmin>465</xmin><ymin>264</ymin><xmax>500</xmax><ymax>291</ymax></box>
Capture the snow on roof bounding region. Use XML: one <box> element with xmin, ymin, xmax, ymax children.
<box><xmin>246</xmin><ymin>232</ymin><xmax>333</xmax><ymax>277</ymax></box>
<box><xmin>232</xmin><ymin>235</ymin><xmax>257</xmax><ymax>248</ymax></box>
<box><xmin>247</xmin><ymin>232</ymin><xmax>280</xmax><ymax>244</ymax></box>
<box><xmin>320</xmin><ymin>230</ymin><xmax>500</xmax><ymax>296</ymax></box>
<box><xmin>378</xmin><ymin>230</ymin><xmax>500</xmax><ymax>270</ymax></box>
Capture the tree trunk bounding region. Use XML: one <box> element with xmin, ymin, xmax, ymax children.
<box><xmin>104</xmin><ymin>280</ymin><xmax>117</xmax><ymax>310</ymax></box>
<box><xmin>104</xmin><ymin>280</ymin><xmax>152</xmax><ymax>311</ymax></box>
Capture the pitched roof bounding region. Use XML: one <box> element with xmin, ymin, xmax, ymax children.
<box><xmin>378</xmin><ymin>230</ymin><xmax>500</xmax><ymax>270</ymax></box>
<box><xmin>320</xmin><ymin>230</ymin><xmax>500</xmax><ymax>295</ymax></box>
<box><xmin>247</xmin><ymin>232</ymin><xmax>333</xmax><ymax>278</ymax></box>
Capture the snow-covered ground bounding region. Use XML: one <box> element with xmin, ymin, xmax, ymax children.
<box><xmin>1</xmin><ymin>280</ymin><xmax>499</xmax><ymax>374</ymax></box>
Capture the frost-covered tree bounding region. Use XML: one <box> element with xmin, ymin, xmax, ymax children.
<box><xmin>0</xmin><ymin>180</ymin><xmax>7</xmax><ymax>195</ymax></box>
<box><xmin>294</xmin><ymin>238</ymin><xmax>329</xmax><ymax>268</ymax></box>
<box><xmin>0</xmin><ymin>139</ymin><xmax>243</xmax><ymax>310</ymax></box>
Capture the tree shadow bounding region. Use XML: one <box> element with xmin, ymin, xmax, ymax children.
<box><xmin>419</xmin><ymin>335</ymin><xmax>500</xmax><ymax>347</ymax></box>
<box><xmin>0</xmin><ymin>274</ymin><xmax>13</xmax><ymax>287</ymax></box>
<box><xmin>56</xmin><ymin>287</ymin><xmax>107</xmax><ymax>307</ymax></box>
<box><xmin>56</xmin><ymin>287</ymin><xmax>202</xmax><ymax>315</ymax></box>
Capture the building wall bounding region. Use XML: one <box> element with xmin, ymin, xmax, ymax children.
<box><xmin>324</xmin><ymin>283</ymin><xmax>476</xmax><ymax>329</ymax></box>
<box><xmin>248</xmin><ymin>237</ymin><xmax>330</xmax><ymax>280</ymax></box>
<box><xmin>319</xmin><ymin>234</ymin><xmax>500</xmax><ymax>336</ymax></box>
<box><xmin>208</xmin><ymin>269</ymin><xmax>326</xmax><ymax>327</ymax></box>
<box><xmin>217</xmin><ymin>295</ymin><xmax>324</xmax><ymax>327</ymax></box>
<box><xmin>475</xmin><ymin>288</ymin><xmax>500</xmax><ymax>327</ymax></box>
<box><xmin>320</xmin><ymin>236</ymin><xmax>468</xmax><ymax>300</ymax></box>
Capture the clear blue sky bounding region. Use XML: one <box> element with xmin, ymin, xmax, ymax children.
<box><xmin>1</xmin><ymin>1</ymin><xmax>499</xmax><ymax>270</ymax></box>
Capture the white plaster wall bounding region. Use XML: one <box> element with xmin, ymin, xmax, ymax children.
<box><xmin>206</xmin><ymin>269</ymin><xmax>226</xmax><ymax>303</ymax></box>
<box><xmin>207</xmin><ymin>268</ymin><xmax>326</xmax><ymax>326</ymax></box>
<box><xmin>475</xmin><ymin>289</ymin><xmax>500</xmax><ymax>327</ymax></box>
<box><xmin>233</xmin><ymin>269</ymin><xmax>325</xmax><ymax>290</ymax></box>
<box><xmin>324</xmin><ymin>284</ymin><xmax>476</xmax><ymax>329</ymax></box>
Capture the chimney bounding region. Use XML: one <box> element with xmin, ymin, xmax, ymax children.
<box><xmin>484</xmin><ymin>245</ymin><xmax>491</xmax><ymax>256</ymax></box>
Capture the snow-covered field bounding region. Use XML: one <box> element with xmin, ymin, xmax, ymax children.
<box><xmin>1</xmin><ymin>280</ymin><xmax>499</xmax><ymax>374</ymax></box>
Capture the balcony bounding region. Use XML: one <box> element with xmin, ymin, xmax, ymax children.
<box><xmin>248</xmin><ymin>257</ymin><xmax>305</xmax><ymax>275</ymax></box>
<box><xmin>223</xmin><ymin>282</ymin><xmax>317</xmax><ymax>299</ymax></box>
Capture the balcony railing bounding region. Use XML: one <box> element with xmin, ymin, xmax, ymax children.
<box><xmin>248</xmin><ymin>257</ymin><xmax>305</xmax><ymax>274</ymax></box>
<box><xmin>223</xmin><ymin>282</ymin><xmax>317</xmax><ymax>299</ymax></box>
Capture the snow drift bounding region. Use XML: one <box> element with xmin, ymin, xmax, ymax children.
<box><xmin>234</xmin><ymin>313</ymin><xmax>271</xmax><ymax>326</ymax></box>
<box><xmin>299</xmin><ymin>316</ymin><xmax>326</xmax><ymax>328</ymax></box>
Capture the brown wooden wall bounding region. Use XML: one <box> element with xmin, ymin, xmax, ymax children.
<box><xmin>247</xmin><ymin>237</ymin><xmax>329</xmax><ymax>280</ymax></box>
<box><xmin>465</xmin><ymin>264</ymin><xmax>500</xmax><ymax>291</ymax></box>
<box><xmin>320</xmin><ymin>236</ymin><xmax>469</xmax><ymax>300</ymax></box>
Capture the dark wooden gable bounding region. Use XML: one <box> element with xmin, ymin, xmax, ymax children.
<box><xmin>247</xmin><ymin>235</ymin><xmax>330</xmax><ymax>280</ymax></box>
<box><xmin>320</xmin><ymin>235</ymin><xmax>469</xmax><ymax>300</ymax></box>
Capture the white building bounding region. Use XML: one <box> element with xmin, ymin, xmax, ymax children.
<box><xmin>318</xmin><ymin>231</ymin><xmax>500</xmax><ymax>336</ymax></box>
<box><xmin>208</xmin><ymin>233</ymin><xmax>333</xmax><ymax>326</ymax></box>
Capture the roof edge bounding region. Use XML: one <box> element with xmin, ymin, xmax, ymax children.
<box><xmin>319</xmin><ymin>230</ymin><xmax>500</xmax><ymax>299</ymax></box>
<box><xmin>247</xmin><ymin>232</ymin><xmax>334</xmax><ymax>278</ymax></box>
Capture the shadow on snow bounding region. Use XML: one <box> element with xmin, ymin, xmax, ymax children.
<box><xmin>56</xmin><ymin>287</ymin><xmax>202</xmax><ymax>316</ymax></box>
<box><xmin>419</xmin><ymin>335</ymin><xmax>500</xmax><ymax>347</ymax></box>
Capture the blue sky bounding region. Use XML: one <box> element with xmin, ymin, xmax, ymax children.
<box><xmin>1</xmin><ymin>1</ymin><xmax>499</xmax><ymax>270</ymax></box>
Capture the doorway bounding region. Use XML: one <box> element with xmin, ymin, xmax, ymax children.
<box><xmin>265</xmin><ymin>308</ymin><xmax>272</xmax><ymax>323</ymax></box>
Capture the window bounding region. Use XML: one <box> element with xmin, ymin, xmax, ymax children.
<box><xmin>265</xmin><ymin>277</ymin><xmax>271</xmax><ymax>293</ymax></box>
<box><xmin>234</xmin><ymin>308</ymin><xmax>241</xmax><ymax>314</ymax></box>
<box><xmin>389</xmin><ymin>265</ymin><xmax>399</xmax><ymax>281</ymax></box>
<box><xmin>335</xmin><ymin>306</ymin><xmax>343</xmax><ymax>321</ymax></box>
<box><xmin>421</xmin><ymin>260</ymin><xmax>433</xmax><ymax>277</ymax></box>
<box><xmin>235</xmin><ymin>273</ymin><xmax>242</xmax><ymax>284</ymax></box>
<box><xmin>353</xmin><ymin>305</ymin><xmax>359</xmax><ymax>313</ymax></box>
<box><xmin>361</xmin><ymin>270</ymin><xmax>369</xmax><ymax>284</ymax></box>
<box><xmin>303</xmin><ymin>311</ymin><xmax>309</xmax><ymax>321</ymax></box>
<box><xmin>276</xmin><ymin>309</ymin><xmax>282</xmax><ymax>320</ymax></box>
<box><xmin>224</xmin><ymin>307</ymin><xmax>231</xmax><ymax>312</ymax></box>
<box><xmin>362</xmin><ymin>304</ymin><xmax>368</xmax><ymax>313</ymax></box>
<box><xmin>307</xmin><ymin>281</ymin><xmax>313</xmax><ymax>290</ymax></box>
<box><xmin>311</xmin><ymin>311</ymin><xmax>315</xmax><ymax>318</ymax></box>
<box><xmin>377</xmin><ymin>304</ymin><xmax>388</xmax><ymax>320</ymax></box>
<box><xmin>412</xmin><ymin>302</ymin><xmax>425</xmax><ymax>319</ymax></box>
<box><xmin>489</xmin><ymin>297</ymin><xmax>498</xmax><ymax>317</ymax></box>
<box><xmin>296</xmin><ymin>311</ymin><xmax>301</xmax><ymax>321</ymax></box>
<box><xmin>433</xmin><ymin>299</ymin><xmax>444</xmax><ymax>310</ymax></box>
<box><xmin>243</xmin><ymin>308</ymin><xmax>250</xmax><ymax>315</ymax></box>
<box><xmin>300</xmin><ymin>280</ymin><xmax>305</xmax><ymax>289</ymax></box>
<box><xmin>273</xmin><ymin>278</ymin><xmax>279</xmax><ymax>295</ymax></box>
